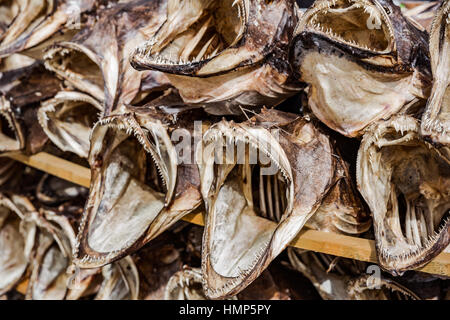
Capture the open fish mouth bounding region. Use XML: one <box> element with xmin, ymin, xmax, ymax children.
<box><xmin>74</xmin><ymin>111</ymin><xmax>181</xmax><ymax>268</ymax></box>
<box><xmin>132</xmin><ymin>0</ymin><xmax>247</xmax><ymax>76</ymax></box>
<box><xmin>44</xmin><ymin>44</ymin><xmax>105</xmax><ymax>102</ymax></box>
<box><xmin>197</xmin><ymin>109</ymin><xmax>337</xmax><ymax>298</ymax></box>
<box><xmin>95</xmin><ymin>256</ymin><xmax>140</xmax><ymax>300</ymax></box>
<box><xmin>131</xmin><ymin>0</ymin><xmax>301</xmax><ymax>115</ymax></box>
<box><xmin>298</xmin><ymin>0</ymin><xmax>395</xmax><ymax>54</ymax></box>
<box><xmin>0</xmin><ymin>97</ymin><xmax>24</xmax><ymax>152</ymax></box>
<box><xmin>421</xmin><ymin>0</ymin><xmax>450</xmax><ymax>146</ymax></box>
<box><xmin>38</xmin><ymin>91</ymin><xmax>102</xmax><ymax>158</ymax></box>
<box><xmin>164</xmin><ymin>267</ymin><xmax>206</xmax><ymax>300</ymax></box>
<box><xmin>348</xmin><ymin>274</ymin><xmax>420</xmax><ymax>300</ymax></box>
<box><xmin>357</xmin><ymin>115</ymin><xmax>450</xmax><ymax>274</ymax></box>
<box><xmin>25</xmin><ymin>210</ymin><xmax>76</xmax><ymax>300</ymax></box>
<box><xmin>199</xmin><ymin>121</ymin><xmax>293</xmax><ymax>298</ymax></box>
<box><xmin>293</xmin><ymin>0</ymin><xmax>431</xmax><ymax>137</ymax></box>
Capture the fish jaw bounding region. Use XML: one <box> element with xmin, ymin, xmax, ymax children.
<box><xmin>38</xmin><ymin>91</ymin><xmax>103</xmax><ymax>158</ymax></box>
<box><xmin>292</xmin><ymin>0</ymin><xmax>432</xmax><ymax>137</ymax></box>
<box><xmin>196</xmin><ymin>109</ymin><xmax>337</xmax><ymax>298</ymax></box>
<box><xmin>73</xmin><ymin>109</ymin><xmax>206</xmax><ymax>268</ymax></box>
<box><xmin>131</xmin><ymin>0</ymin><xmax>302</xmax><ymax>114</ymax></box>
<box><xmin>357</xmin><ymin>115</ymin><xmax>450</xmax><ymax>274</ymax></box>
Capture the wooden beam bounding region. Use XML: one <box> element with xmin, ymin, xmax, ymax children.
<box><xmin>6</xmin><ymin>152</ymin><xmax>450</xmax><ymax>277</ymax></box>
<box><xmin>4</xmin><ymin>152</ymin><xmax>90</xmax><ymax>188</ymax></box>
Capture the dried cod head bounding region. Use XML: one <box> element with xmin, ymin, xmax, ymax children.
<box><xmin>357</xmin><ymin>115</ymin><xmax>450</xmax><ymax>274</ymax></box>
<box><xmin>164</xmin><ymin>267</ymin><xmax>207</xmax><ymax>300</ymax></box>
<box><xmin>25</xmin><ymin>209</ymin><xmax>81</xmax><ymax>300</ymax></box>
<box><xmin>131</xmin><ymin>0</ymin><xmax>303</xmax><ymax>115</ymax></box>
<box><xmin>0</xmin><ymin>63</ymin><xmax>62</xmax><ymax>154</ymax></box>
<box><xmin>0</xmin><ymin>193</ymin><xmax>35</xmax><ymax>295</ymax></box>
<box><xmin>38</xmin><ymin>91</ymin><xmax>103</xmax><ymax>158</ymax></box>
<box><xmin>74</xmin><ymin>108</ymin><xmax>207</xmax><ymax>268</ymax></box>
<box><xmin>44</xmin><ymin>0</ymin><xmax>170</xmax><ymax>114</ymax></box>
<box><xmin>25</xmin><ymin>182</ymin><xmax>137</xmax><ymax>300</ymax></box>
<box><xmin>165</xmin><ymin>266</ymin><xmax>243</xmax><ymax>300</ymax></box>
<box><xmin>196</xmin><ymin>108</ymin><xmax>342</xmax><ymax>298</ymax></box>
<box><xmin>421</xmin><ymin>0</ymin><xmax>450</xmax><ymax>147</ymax></box>
<box><xmin>94</xmin><ymin>256</ymin><xmax>139</xmax><ymax>300</ymax></box>
<box><xmin>287</xmin><ymin>249</ymin><xmax>421</xmax><ymax>300</ymax></box>
<box><xmin>0</xmin><ymin>0</ymin><xmax>96</xmax><ymax>58</ymax></box>
<box><xmin>293</xmin><ymin>0</ymin><xmax>432</xmax><ymax>137</ymax></box>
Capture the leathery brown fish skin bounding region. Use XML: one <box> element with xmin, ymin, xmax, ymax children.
<box><xmin>421</xmin><ymin>0</ymin><xmax>450</xmax><ymax>149</ymax></box>
<box><xmin>73</xmin><ymin>107</ymin><xmax>209</xmax><ymax>269</ymax></box>
<box><xmin>131</xmin><ymin>0</ymin><xmax>304</xmax><ymax>115</ymax></box>
<box><xmin>196</xmin><ymin>108</ymin><xmax>345</xmax><ymax>299</ymax></box>
<box><xmin>0</xmin><ymin>0</ymin><xmax>97</xmax><ymax>58</ymax></box>
<box><xmin>357</xmin><ymin>115</ymin><xmax>450</xmax><ymax>275</ymax></box>
<box><xmin>292</xmin><ymin>0</ymin><xmax>432</xmax><ymax>137</ymax></box>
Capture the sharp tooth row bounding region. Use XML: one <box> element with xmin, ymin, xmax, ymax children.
<box><xmin>306</xmin><ymin>1</ymin><xmax>391</xmax><ymax>53</ymax></box>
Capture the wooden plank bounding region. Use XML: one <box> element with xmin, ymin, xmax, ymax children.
<box><xmin>5</xmin><ymin>152</ymin><xmax>450</xmax><ymax>277</ymax></box>
<box><xmin>4</xmin><ymin>152</ymin><xmax>90</xmax><ymax>188</ymax></box>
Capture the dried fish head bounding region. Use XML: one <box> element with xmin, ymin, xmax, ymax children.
<box><xmin>293</xmin><ymin>0</ymin><xmax>432</xmax><ymax>137</ymax></box>
<box><xmin>197</xmin><ymin>109</ymin><xmax>338</xmax><ymax>298</ymax></box>
<box><xmin>357</xmin><ymin>115</ymin><xmax>450</xmax><ymax>274</ymax></box>
<box><xmin>131</xmin><ymin>0</ymin><xmax>302</xmax><ymax>115</ymax></box>
<box><xmin>287</xmin><ymin>249</ymin><xmax>421</xmax><ymax>300</ymax></box>
<box><xmin>421</xmin><ymin>0</ymin><xmax>450</xmax><ymax>147</ymax></box>
<box><xmin>95</xmin><ymin>256</ymin><xmax>139</xmax><ymax>300</ymax></box>
<box><xmin>0</xmin><ymin>0</ymin><xmax>96</xmax><ymax>58</ymax></box>
<box><xmin>347</xmin><ymin>274</ymin><xmax>420</xmax><ymax>300</ymax></box>
<box><xmin>164</xmin><ymin>267</ymin><xmax>206</xmax><ymax>300</ymax></box>
<box><xmin>24</xmin><ymin>205</ymin><xmax>101</xmax><ymax>300</ymax></box>
<box><xmin>0</xmin><ymin>193</ymin><xmax>35</xmax><ymax>295</ymax></box>
<box><xmin>74</xmin><ymin>108</ymin><xmax>204</xmax><ymax>268</ymax></box>
<box><xmin>38</xmin><ymin>91</ymin><xmax>102</xmax><ymax>158</ymax></box>
<box><xmin>0</xmin><ymin>63</ymin><xmax>62</xmax><ymax>154</ymax></box>
<box><xmin>44</xmin><ymin>0</ymin><xmax>169</xmax><ymax>114</ymax></box>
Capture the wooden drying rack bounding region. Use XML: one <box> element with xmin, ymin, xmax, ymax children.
<box><xmin>3</xmin><ymin>152</ymin><xmax>450</xmax><ymax>278</ymax></box>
